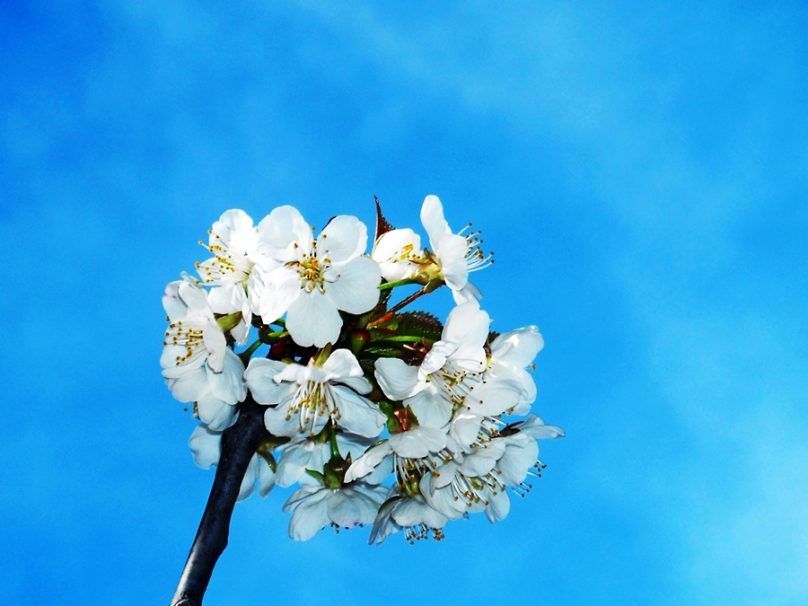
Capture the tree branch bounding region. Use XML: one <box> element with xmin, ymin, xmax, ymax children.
<box><xmin>170</xmin><ymin>397</ymin><xmax>268</xmax><ymax>606</ymax></box>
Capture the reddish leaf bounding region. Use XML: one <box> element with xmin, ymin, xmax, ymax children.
<box><xmin>374</xmin><ymin>195</ymin><xmax>395</xmax><ymax>241</ymax></box>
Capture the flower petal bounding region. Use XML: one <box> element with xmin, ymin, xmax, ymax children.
<box><xmin>321</xmin><ymin>348</ymin><xmax>364</xmax><ymax>381</ymax></box>
<box><xmin>331</xmin><ymin>385</ymin><xmax>386</xmax><ymax>438</ymax></box>
<box><xmin>188</xmin><ymin>425</ymin><xmax>221</xmax><ymax>469</ymax></box>
<box><xmin>244</xmin><ymin>358</ymin><xmax>290</xmax><ymax>404</ymax></box>
<box><xmin>344</xmin><ymin>443</ymin><xmax>393</xmax><ymax>482</ymax></box>
<box><xmin>256</xmin><ymin>205</ymin><xmax>313</xmax><ymax>261</ymax></box>
<box><xmin>389</xmin><ymin>427</ymin><xmax>447</xmax><ymax>458</ymax></box>
<box><xmin>318</xmin><ymin>215</ymin><xmax>367</xmax><ymax>265</ymax></box>
<box><xmin>420</xmin><ymin>195</ymin><xmax>452</xmax><ymax>250</ymax></box>
<box><xmin>435</xmin><ymin>234</ymin><xmax>469</xmax><ymax>290</ymax></box>
<box><xmin>324</xmin><ymin>256</ymin><xmax>381</xmax><ymax>315</ymax></box>
<box><xmin>286</xmin><ymin>289</ymin><xmax>342</xmax><ymax>347</ymax></box>
<box><xmin>374</xmin><ymin>358</ymin><xmax>420</xmax><ymax>401</ymax></box>
<box><xmin>286</xmin><ymin>488</ymin><xmax>331</xmax><ymax>541</ymax></box>
<box><xmin>491</xmin><ymin>326</ymin><xmax>544</xmax><ymax>368</ymax></box>
<box><xmin>196</xmin><ymin>395</ymin><xmax>237</xmax><ymax>431</ymax></box>
<box><xmin>405</xmin><ymin>386</ymin><xmax>452</xmax><ymax>429</ymax></box>
<box><xmin>206</xmin><ymin>350</ymin><xmax>246</xmax><ymax>404</ymax></box>
<box><xmin>255</xmin><ymin>266</ymin><xmax>299</xmax><ymax>324</ymax></box>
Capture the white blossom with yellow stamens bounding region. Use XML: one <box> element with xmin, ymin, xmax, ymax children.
<box><xmin>244</xmin><ymin>348</ymin><xmax>386</xmax><ymax>439</ymax></box>
<box><xmin>196</xmin><ymin>209</ymin><xmax>267</xmax><ymax>286</ymax></box>
<box><xmin>420</xmin><ymin>194</ymin><xmax>493</xmax><ymax>304</ymax></box>
<box><xmin>249</xmin><ymin>206</ymin><xmax>381</xmax><ymax>347</ymax></box>
<box><xmin>161</xmin><ymin>275</ymin><xmax>246</xmax><ymax>430</ymax></box>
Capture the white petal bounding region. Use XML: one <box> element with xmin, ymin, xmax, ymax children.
<box><xmin>211</xmin><ymin>209</ymin><xmax>256</xmax><ymax>254</ymax></box>
<box><xmin>420</xmin><ymin>478</ymin><xmax>467</xmax><ymax>520</ymax></box>
<box><xmin>256</xmin><ymin>205</ymin><xmax>313</xmax><ymax>261</ymax></box>
<box><xmin>286</xmin><ymin>488</ymin><xmax>331</xmax><ymax>541</ymax></box>
<box><xmin>491</xmin><ymin>326</ymin><xmax>544</xmax><ymax>368</ymax></box>
<box><xmin>162</xmin><ymin>280</ymin><xmax>186</xmax><ymax>321</ymax></box>
<box><xmin>327</xmin><ymin>488</ymin><xmax>380</xmax><ymax>528</ymax></box>
<box><xmin>435</xmin><ymin>234</ymin><xmax>469</xmax><ymax>290</ymax></box>
<box><xmin>165</xmin><ymin>364</ymin><xmax>208</xmax><ymax>401</ymax></box>
<box><xmin>256</xmin><ymin>457</ymin><xmax>276</xmax><ymax>497</ymax></box>
<box><xmin>484</xmin><ymin>488</ymin><xmax>511</xmax><ymax>523</ymax></box>
<box><xmin>419</xmin><ymin>340</ymin><xmax>456</xmax><ymax>378</ymax></box>
<box><xmin>374</xmin><ymin>358</ymin><xmax>420</xmax><ymax>401</ymax></box>
<box><xmin>420</xmin><ymin>195</ymin><xmax>451</xmax><ymax>250</ymax></box>
<box><xmin>405</xmin><ymin>387</ymin><xmax>452</xmax><ymax>429</ymax></box>
<box><xmin>344</xmin><ymin>443</ymin><xmax>393</xmax><ymax>482</ymax></box>
<box><xmin>188</xmin><ymin>425</ymin><xmax>221</xmax><ymax>469</ymax></box>
<box><xmin>206</xmin><ymin>350</ymin><xmax>246</xmax><ymax>404</ymax></box>
<box><xmin>331</xmin><ymin>385</ymin><xmax>386</xmax><ymax>438</ymax></box>
<box><xmin>450</xmin><ymin>412</ymin><xmax>483</xmax><ymax>448</ymax></box>
<box><xmin>196</xmin><ymin>395</ymin><xmax>237</xmax><ymax>431</ymax></box>
<box><xmin>451</xmin><ymin>280</ymin><xmax>482</xmax><ymax>304</ymax></box>
<box><xmin>498</xmin><ymin>435</ymin><xmax>539</xmax><ymax>486</ymax></box>
<box><xmin>244</xmin><ymin>358</ymin><xmax>290</xmax><ymax>404</ymax></box>
<box><xmin>372</xmin><ymin>229</ymin><xmax>422</xmax><ymax>281</ymax></box>
<box><xmin>264</xmin><ymin>403</ymin><xmax>303</xmax><ymax>438</ymax></box>
<box><xmin>318</xmin><ymin>215</ymin><xmax>367</xmax><ymax>265</ymax></box>
<box><xmin>518</xmin><ymin>415</ymin><xmax>565</xmax><ymax>439</ymax></box>
<box><xmin>464</xmin><ymin>377</ymin><xmax>524</xmax><ymax>416</ymax></box>
<box><xmin>324</xmin><ymin>256</ymin><xmax>381</xmax><ymax>315</ymax></box>
<box><xmin>202</xmin><ymin>326</ymin><xmax>227</xmax><ymax>373</ymax></box>
<box><xmin>207</xmin><ymin>283</ymin><xmax>244</xmax><ymax>315</ymax></box>
<box><xmin>392</xmin><ymin>496</ymin><xmax>448</xmax><ymax>529</ymax></box>
<box><xmin>256</xmin><ymin>266</ymin><xmax>299</xmax><ymax>324</ymax></box>
<box><xmin>237</xmin><ymin>458</ymin><xmax>258</xmax><ymax>501</ymax></box>
<box><xmin>443</xmin><ymin>303</ymin><xmax>490</xmax><ymax>366</ymax></box>
<box><xmin>389</xmin><ymin>427</ymin><xmax>447</xmax><ymax>458</ymax></box>
<box><xmin>277</xmin><ymin>440</ymin><xmax>321</xmax><ymax>487</ymax></box>
<box><xmin>458</xmin><ymin>441</ymin><xmax>506</xmax><ymax>476</ymax></box>
<box><xmin>321</xmin><ymin>348</ymin><xmax>364</xmax><ymax>381</ymax></box>
<box><xmin>286</xmin><ymin>289</ymin><xmax>342</xmax><ymax>348</ymax></box>
<box><xmin>178</xmin><ymin>279</ymin><xmax>213</xmax><ymax>319</ymax></box>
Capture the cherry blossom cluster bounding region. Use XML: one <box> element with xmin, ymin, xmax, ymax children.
<box><xmin>162</xmin><ymin>195</ymin><xmax>563</xmax><ymax>543</ymax></box>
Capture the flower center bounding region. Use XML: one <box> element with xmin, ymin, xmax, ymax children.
<box><xmin>164</xmin><ymin>320</ymin><xmax>205</xmax><ymax>365</ymax></box>
<box><xmin>458</xmin><ymin>224</ymin><xmax>494</xmax><ymax>272</ymax></box>
<box><xmin>285</xmin><ymin>381</ymin><xmax>341</xmax><ymax>435</ymax></box>
<box><xmin>196</xmin><ymin>233</ymin><xmax>252</xmax><ymax>284</ymax></box>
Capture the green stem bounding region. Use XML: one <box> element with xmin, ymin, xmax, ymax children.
<box><xmin>216</xmin><ymin>312</ymin><xmax>242</xmax><ymax>332</ymax></box>
<box><xmin>238</xmin><ymin>339</ymin><xmax>263</xmax><ymax>364</ymax></box>
<box><xmin>378</xmin><ymin>278</ymin><xmax>417</xmax><ymax>291</ymax></box>
<box><xmin>373</xmin><ymin>335</ymin><xmax>431</xmax><ymax>343</ymax></box>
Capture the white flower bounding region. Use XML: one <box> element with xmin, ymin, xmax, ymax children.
<box><xmin>375</xmin><ymin>303</ymin><xmax>523</xmax><ymax>432</ymax></box>
<box><xmin>371</xmin><ymin>228</ymin><xmax>426</xmax><ymax>282</ymax></box>
<box><xmin>250</xmin><ymin>206</ymin><xmax>381</xmax><ymax>347</ymax></box>
<box><xmin>208</xmin><ymin>283</ymin><xmax>252</xmax><ymax>345</ymax></box>
<box><xmin>420</xmin><ymin>195</ymin><xmax>492</xmax><ymax>304</ymax></box>
<box><xmin>161</xmin><ymin>276</ymin><xmax>246</xmax><ymax>430</ymax></box>
<box><xmin>275</xmin><ymin>432</ymin><xmax>374</xmax><ymax>488</ymax></box>
<box><xmin>196</xmin><ymin>209</ymin><xmax>262</xmax><ymax>286</ymax></box>
<box><xmin>344</xmin><ymin>426</ymin><xmax>448</xmax><ymax>484</ymax></box>
<box><xmin>188</xmin><ymin>425</ymin><xmax>276</xmax><ymax>500</ymax></box>
<box><xmin>245</xmin><ymin>348</ymin><xmax>387</xmax><ymax>439</ymax></box>
<box><xmin>421</xmin><ymin>416</ymin><xmax>564</xmax><ymax>524</ymax></box>
<box><xmin>369</xmin><ymin>493</ymin><xmax>449</xmax><ymax>544</ymax></box>
<box><xmin>283</xmin><ymin>483</ymin><xmax>387</xmax><ymax>541</ymax></box>
<box><xmin>488</xmin><ymin>326</ymin><xmax>545</xmax><ymax>414</ymax></box>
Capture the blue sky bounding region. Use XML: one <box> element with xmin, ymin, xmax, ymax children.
<box><xmin>2</xmin><ymin>1</ymin><xmax>807</xmax><ymax>604</ymax></box>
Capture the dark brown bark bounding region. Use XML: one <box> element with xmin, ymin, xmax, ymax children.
<box><xmin>170</xmin><ymin>397</ymin><xmax>268</xmax><ymax>606</ymax></box>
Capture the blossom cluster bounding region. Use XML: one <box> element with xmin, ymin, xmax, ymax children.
<box><xmin>162</xmin><ymin>195</ymin><xmax>563</xmax><ymax>543</ymax></box>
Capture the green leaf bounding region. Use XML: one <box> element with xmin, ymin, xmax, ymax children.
<box><xmin>395</xmin><ymin>311</ymin><xmax>444</xmax><ymax>341</ymax></box>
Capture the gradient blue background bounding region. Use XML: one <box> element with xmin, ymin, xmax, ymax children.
<box><xmin>2</xmin><ymin>2</ymin><xmax>806</xmax><ymax>604</ymax></box>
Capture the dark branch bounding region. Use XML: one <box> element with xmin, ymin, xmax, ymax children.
<box><xmin>170</xmin><ymin>397</ymin><xmax>268</xmax><ymax>606</ymax></box>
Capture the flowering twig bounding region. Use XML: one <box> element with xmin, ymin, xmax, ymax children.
<box><xmin>171</xmin><ymin>397</ymin><xmax>268</xmax><ymax>606</ymax></box>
